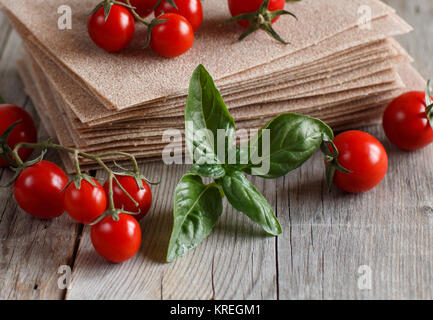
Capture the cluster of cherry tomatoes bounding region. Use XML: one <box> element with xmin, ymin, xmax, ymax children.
<box><xmin>87</xmin><ymin>0</ymin><xmax>296</xmax><ymax>57</ymax></box>
<box><xmin>0</xmin><ymin>104</ymin><xmax>152</xmax><ymax>263</ymax></box>
<box><xmin>14</xmin><ymin>159</ymin><xmax>152</xmax><ymax>263</ymax></box>
<box><xmin>88</xmin><ymin>0</ymin><xmax>203</xmax><ymax>57</ymax></box>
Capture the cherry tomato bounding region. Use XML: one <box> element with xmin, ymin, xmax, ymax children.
<box><xmin>14</xmin><ymin>161</ymin><xmax>68</xmax><ymax>219</ymax></box>
<box><xmin>228</xmin><ymin>0</ymin><xmax>285</xmax><ymax>28</ymax></box>
<box><xmin>0</xmin><ymin>104</ymin><xmax>37</xmax><ymax>167</ymax></box>
<box><xmin>382</xmin><ymin>91</ymin><xmax>433</xmax><ymax>151</ymax></box>
<box><xmin>150</xmin><ymin>13</ymin><xmax>194</xmax><ymax>58</ymax></box>
<box><xmin>88</xmin><ymin>4</ymin><xmax>135</xmax><ymax>52</ymax></box>
<box><xmin>64</xmin><ymin>178</ymin><xmax>107</xmax><ymax>224</ymax></box>
<box><xmin>91</xmin><ymin>213</ymin><xmax>142</xmax><ymax>263</ymax></box>
<box><xmin>103</xmin><ymin>175</ymin><xmax>152</xmax><ymax>221</ymax></box>
<box><xmin>121</xmin><ymin>0</ymin><xmax>158</xmax><ymax>18</ymax></box>
<box><xmin>331</xmin><ymin>130</ymin><xmax>388</xmax><ymax>193</ymax></box>
<box><xmin>155</xmin><ymin>0</ymin><xmax>203</xmax><ymax>31</ymax></box>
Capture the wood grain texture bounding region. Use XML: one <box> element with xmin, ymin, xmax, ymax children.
<box><xmin>1</xmin><ymin>1</ymin><xmax>433</xmax><ymax>300</ymax></box>
<box><xmin>0</xmin><ymin>12</ymin><xmax>80</xmax><ymax>300</ymax></box>
<box><xmin>277</xmin><ymin>125</ymin><xmax>433</xmax><ymax>299</ymax></box>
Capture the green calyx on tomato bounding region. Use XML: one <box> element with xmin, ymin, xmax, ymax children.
<box><xmin>167</xmin><ymin>64</ymin><xmax>340</xmax><ymax>262</ymax></box>
<box><xmin>90</xmin><ymin>0</ymin><xmax>135</xmax><ymax>21</ymax></box>
<box><xmin>320</xmin><ymin>136</ymin><xmax>351</xmax><ymax>191</ymax></box>
<box><xmin>0</xmin><ymin>121</ymin><xmax>21</xmax><ymax>168</ymax></box>
<box><xmin>226</xmin><ymin>0</ymin><xmax>298</xmax><ymax>44</ymax></box>
<box><xmin>154</xmin><ymin>0</ymin><xmax>178</xmax><ymax>10</ymax></box>
<box><xmin>425</xmin><ymin>80</ymin><xmax>433</xmax><ymax>129</ymax></box>
<box><xmin>0</xmin><ymin>120</ymin><xmax>44</xmax><ymax>185</ymax></box>
<box><xmin>0</xmin><ymin>102</ymin><xmax>38</xmax><ymax>169</ymax></box>
<box><xmin>143</xmin><ymin>16</ymin><xmax>170</xmax><ymax>49</ymax></box>
<box><xmin>64</xmin><ymin>172</ymin><xmax>99</xmax><ymax>191</ymax></box>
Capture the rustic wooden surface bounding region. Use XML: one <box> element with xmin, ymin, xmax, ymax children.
<box><xmin>1</xmin><ymin>0</ymin><xmax>433</xmax><ymax>300</ymax></box>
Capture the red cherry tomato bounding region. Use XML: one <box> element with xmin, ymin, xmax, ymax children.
<box><xmin>64</xmin><ymin>178</ymin><xmax>107</xmax><ymax>224</ymax></box>
<box><xmin>228</xmin><ymin>0</ymin><xmax>285</xmax><ymax>28</ymax></box>
<box><xmin>103</xmin><ymin>176</ymin><xmax>152</xmax><ymax>221</ymax></box>
<box><xmin>121</xmin><ymin>0</ymin><xmax>158</xmax><ymax>18</ymax></box>
<box><xmin>0</xmin><ymin>104</ymin><xmax>37</xmax><ymax>167</ymax></box>
<box><xmin>382</xmin><ymin>91</ymin><xmax>433</xmax><ymax>151</ymax></box>
<box><xmin>88</xmin><ymin>4</ymin><xmax>135</xmax><ymax>52</ymax></box>
<box><xmin>14</xmin><ymin>161</ymin><xmax>68</xmax><ymax>219</ymax></box>
<box><xmin>155</xmin><ymin>0</ymin><xmax>203</xmax><ymax>31</ymax></box>
<box><xmin>91</xmin><ymin>213</ymin><xmax>142</xmax><ymax>263</ymax></box>
<box><xmin>150</xmin><ymin>13</ymin><xmax>194</xmax><ymax>58</ymax></box>
<box><xmin>331</xmin><ymin>130</ymin><xmax>388</xmax><ymax>193</ymax></box>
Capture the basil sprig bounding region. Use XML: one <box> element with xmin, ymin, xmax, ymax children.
<box><xmin>167</xmin><ymin>65</ymin><xmax>339</xmax><ymax>262</ymax></box>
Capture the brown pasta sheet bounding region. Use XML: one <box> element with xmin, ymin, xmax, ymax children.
<box><xmin>4</xmin><ymin>0</ymin><xmax>424</xmax><ymax>171</ymax></box>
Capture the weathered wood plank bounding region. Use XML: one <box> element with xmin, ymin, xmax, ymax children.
<box><xmin>277</xmin><ymin>126</ymin><xmax>433</xmax><ymax>299</ymax></box>
<box><xmin>0</xmin><ymin>27</ymin><xmax>80</xmax><ymax>300</ymax></box>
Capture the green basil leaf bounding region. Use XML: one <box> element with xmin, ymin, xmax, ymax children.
<box><xmin>185</xmin><ymin>65</ymin><xmax>236</xmax><ymax>164</ymax></box>
<box><xmin>218</xmin><ymin>170</ymin><xmax>282</xmax><ymax>236</ymax></box>
<box><xmin>167</xmin><ymin>174</ymin><xmax>223</xmax><ymax>262</ymax></box>
<box><xmin>242</xmin><ymin>113</ymin><xmax>334</xmax><ymax>179</ymax></box>
<box><xmin>188</xmin><ymin>163</ymin><xmax>226</xmax><ymax>179</ymax></box>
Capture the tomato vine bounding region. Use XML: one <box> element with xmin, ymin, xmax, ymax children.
<box><xmin>0</xmin><ymin>126</ymin><xmax>156</xmax><ymax>224</ymax></box>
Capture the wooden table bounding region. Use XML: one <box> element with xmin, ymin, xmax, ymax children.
<box><xmin>1</xmin><ymin>0</ymin><xmax>433</xmax><ymax>300</ymax></box>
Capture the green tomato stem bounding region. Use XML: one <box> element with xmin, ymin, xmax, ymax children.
<box><xmin>73</xmin><ymin>150</ymin><xmax>82</xmax><ymax>176</ymax></box>
<box><xmin>125</xmin><ymin>0</ymin><xmax>150</xmax><ymax>25</ymax></box>
<box><xmin>11</xmin><ymin>140</ymin><xmax>143</xmax><ymax>221</ymax></box>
